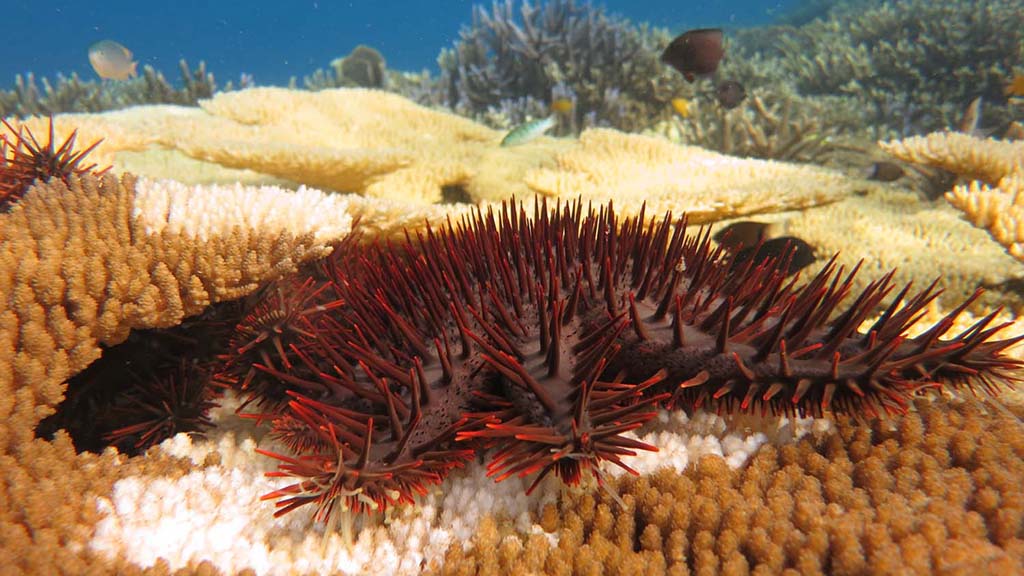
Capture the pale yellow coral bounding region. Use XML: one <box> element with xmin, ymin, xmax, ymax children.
<box><xmin>881</xmin><ymin>131</ymin><xmax>1024</xmax><ymax>263</ymax></box>
<box><xmin>781</xmin><ymin>187</ymin><xmax>1022</xmax><ymax>312</ymax></box>
<box><xmin>169</xmin><ymin>90</ymin><xmax>856</xmax><ymax>216</ymax></box>
<box><xmin>8</xmin><ymin>88</ymin><xmax>855</xmax><ymax>219</ymax></box>
<box><xmin>4</xmin><ymin>105</ymin><xmax>194</xmax><ymax>168</ymax></box>
<box><xmin>524</xmin><ymin>128</ymin><xmax>850</xmax><ymax>222</ymax></box>
<box><xmin>880</xmin><ymin>131</ymin><xmax>1024</xmax><ymax>186</ymax></box>
<box><xmin>135</xmin><ymin>88</ymin><xmax>541</xmax><ymax>203</ymax></box>
<box><xmin>0</xmin><ymin>174</ymin><xmax>352</xmax><ymax>453</ymax></box>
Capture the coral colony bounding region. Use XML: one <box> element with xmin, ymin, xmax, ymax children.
<box><xmin>4</xmin><ymin>62</ymin><xmax>1021</xmax><ymax>543</ymax></box>
<box><xmin>212</xmin><ymin>199</ymin><xmax>1021</xmax><ymax>530</ymax></box>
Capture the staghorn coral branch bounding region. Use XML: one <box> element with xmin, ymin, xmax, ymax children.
<box><xmin>1</xmin><ymin>60</ymin><xmax>251</xmax><ymax>119</ymax></box>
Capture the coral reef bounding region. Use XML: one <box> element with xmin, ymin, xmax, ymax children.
<box><xmin>5</xmin><ymin>88</ymin><xmax>856</xmax><ymax>216</ymax></box>
<box><xmin>437</xmin><ymin>400</ymin><xmax>1024</xmax><ymax>575</ymax></box>
<box><xmin>649</xmin><ymin>92</ymin><xmax>842</xmax><ymax>163</ymax></box>
<box><xmin>0</xmin><ymin>173</ymin><xmax>353</xmax><ymax>453</ymax></box>
<box><xmin>524</xmin><ymin>128</ymin><xmax>846</xmax><ymax>220</ymax></box>
<box><xmin>436</xmin><ymin>0</ymin><xmax>685</xmax><ymax>132</ymax></box>
<box><xmin>646</xmin><ymin>26</ymin><xmax>855</xmax><ymax>162</ymax></box>
<box><xmin>767</xmin><ymin>0</ymin><xmax>1024</xmax><ymax>139</ymax></box>
<box><xmin>1</xmin><ymin>176</ymin><xmax>1022</xmax><ymax>575</ymax></box>
<box><xmin>2</xmin><ymin>5</ymin><xmax>1024</xmax><ymax>567</ymax></box>
<box><xmin>0</xmin><ymin>60</ymin><xmax>250</xmax><ymax>119</ymax></box>
<box><xmin>781</xmin><ymin>186</ymin><xmax>1024</xmax><ymax>313</ymax></box>
<box><xmin>880</xmin><ymin>131</ymin><xmax>1024</xmax><ymax>262</ymax></box>
<box><xmin>0</xmin><ymin>168</ymin><xmax>362</xmax><ymax>574</ymax></box>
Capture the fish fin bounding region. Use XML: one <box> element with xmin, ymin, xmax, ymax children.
<box><xmin>130</xmin><ymin>61</ymin><xmax>138</xmax><ymax>78</ymax></box>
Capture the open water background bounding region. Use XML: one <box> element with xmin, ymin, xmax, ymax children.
<box><xmin>3</xmin><ymin>0</ymin><xmax>801</xmax><ymax>87</ymax></box>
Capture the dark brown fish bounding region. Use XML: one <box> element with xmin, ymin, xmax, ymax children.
<box><xmin>732</xmin><ymin>236</ymin><xmax>816</xmax><ymax>276</ymax></box>
<box><xmin>715</xmin><ymin>80</ymin><xmax>746</xmax><ymax>109</ymax></box>
<box><xmin>866</xmin><ymin>161</ymin><xmax>904</xmax><ymax>182</ymax></box>
<box><xmin>714</xmin><ymin>221</ymin><xmax>770</xmax><ymax>252</ymax></box>
<box><xmin>661</xmin><ymin>28</ymin><xmax>725</xmax><ymax>83</ymax></box>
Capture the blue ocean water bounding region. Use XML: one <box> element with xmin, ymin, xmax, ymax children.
<box><xmin>3</xmin><ymin>0</ymin><xmax>799</xmax><ymax>88</ymax></box>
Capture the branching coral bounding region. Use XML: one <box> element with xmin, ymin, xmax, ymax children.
<box><xmin>770</xmin><ymin>0</ymin><xmax>1024</xmax><ymax>138</ymax></box>
<box><xmin>0</xmin><ymin>60</ymin><xmax>251</xmax><ymax>119</ymax></box>
<box><xmin>437</xmin><ymin>0</ymin><xmax>685</xmax><ymax>132</ymax></box>
<box><xmin>881</xmin><ymin>131</ymin><xmax>1024</xmax><ymax>262</ymax></box>
<box><xmin>650</xmin><ymin>91</ymin><xmax>842</xmax><ymax>163</ymax></box>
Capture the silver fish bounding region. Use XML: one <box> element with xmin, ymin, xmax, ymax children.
<box><xmin>88</xmin><ymin>40</ymin><xmax>138</xmax><ymax>80</ymax></box>
<box><xmin>500</xmin><ymin>116</ymin><xmax>557</xmax><ymax>147</ymax></box>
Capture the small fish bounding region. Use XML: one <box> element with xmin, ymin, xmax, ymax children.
<box><xmin>958</xmin><ymin>96</ymin><xmax>983</xmax><ymax>134</ymax></box>
<box><xmin>661</xmin><ymin>28</ymin><xmax>725</xmax><ymax>83</ymax></box>
<box><xmin>670</xmin><ymin>97</ymin><xmax>692</xmax><ymax>118</ymax></box>
<box><xmin>1005</xmin><ymin>74</ymin><xmax>1024</xmax><ymax>98</ymax></box>
<box><xmin>866</xmin><ymin>161</ymin><xmax>904</xmax><ymax>182</ymax></box>
<box><xmin>714</xmin><ymin>80</ymin><xmax>746</xmax><ymax>109</ymax></box>
<box><xmin>550</xmin><ymin>97</ymin><xmax>574</xmax><ymax>115</ymax></box>
<box><xmin>714</xmin><ymin>221</ymin><xmax>770</xmax><ymax>252</ymax></box>
<box><xmin>732</xmin><ymin>236</ymin><xmax>816</xmax><ymax>276</ymax></box>
<box><xmin>88</xmin><ymin>40</ymin><xmax>138</xmax><ymax>80</ymax></box>
<box><xmin>500</xmin><ymin>116</ymin><xmax>556</xmax><ymax>147</ymax></box>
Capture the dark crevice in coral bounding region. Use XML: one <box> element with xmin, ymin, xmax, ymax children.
<box><xmin>34</xmin><ymin>300</ymin><xmax>241</xmax><ymax>456</ymax></box>
<box><xmin>440</xmin><ymin>183</ymin><xmax>472</xmax><ymax>204</ymax></box>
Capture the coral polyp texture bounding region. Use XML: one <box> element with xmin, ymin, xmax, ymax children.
<box><xmin>0</xmin><ymin>172</ymin><xmax>354</xmax><ymax>455</ymax></box>
<box><xmin>218</xmin><ymin>199</ymin><xmax>1023</xmax><ymax>528</ymax></box>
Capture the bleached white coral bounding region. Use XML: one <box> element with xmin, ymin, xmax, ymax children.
<box><xmin>132</xmin><ymin>178</ymin><xmax>353</xmax><ymax>243</ymax></box>
<box><xmin>89</xmin><ymin>400</ymin><xmax>833</xmax><ymax>576</ymax></box>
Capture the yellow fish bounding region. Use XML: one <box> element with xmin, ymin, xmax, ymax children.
<box><xmin>671</xmin><ymin>97</ymin><xmax>692</xmax><ymax>118</ymax></box>
<box><xmin>88</xmin><ymin>40</ymin><xmax>138</xmax><ymax>80</ymax></box>
<box><xmin>550</xmin><ymin>97</ymin><xmax>574</xmax><ymax>115</ymax></box>
<box><xmin>1006</xmin><ymin>75</ymin><xmax>1024</xmax><ymax>98</ymax></box>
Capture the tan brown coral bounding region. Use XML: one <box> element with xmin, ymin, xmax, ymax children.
<box><xmin>434</xmin><ymin>401</ymin><xmax>1024</xmax><ymax>576</ymax></box>
<box><xmin>0</xmin><ymin>173</ymin><xmax>352</xmax><ymax>454</ymax></box>
<box><xmin>0</xmin><ymin>173</ymin><xmax>356</xmax><ymax>575</ymax></box>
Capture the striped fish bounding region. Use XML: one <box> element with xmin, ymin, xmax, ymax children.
<box><xmin>500</xmin><ymin>115</ymin><xmax>557</xmax><ymax>147</ymax></box>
